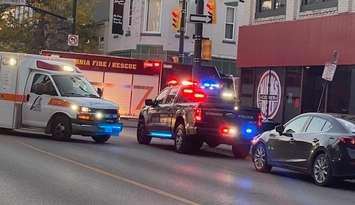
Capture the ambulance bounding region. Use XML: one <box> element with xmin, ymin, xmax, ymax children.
<box><xmin>0</xmin><ymin>52</ymin><xmax>123</xmax><ymax>143</ymax></box>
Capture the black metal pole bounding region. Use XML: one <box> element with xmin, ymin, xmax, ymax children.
<box><xmin>178</xmin><ymin>0</ymin><xmax>186</xmax><ymax>64</ymax></box>
<box><xmin>192</xmin><ymin>0</ymin><xmax>204</xmax><ymax>80</ymax></box>
<box><xmin>71</xmin><ymin>0</ymin><xmax>77</xmax><ymax>34</ymax></box>
<box><xmin>70</xmin><ymin>0</ymin><xmax>77</xmax><ymax>51</ymax></box>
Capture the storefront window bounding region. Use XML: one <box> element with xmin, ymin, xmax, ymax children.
<box><xmin>240</xmin><ymin>69</ymin><xmax>255</xmax><ymax>107</ymax></box>
<box><xmin>283</xmin><ymin>69</ymin><xmax>302</xmax><ymax>122</ymax></box>
<box><xmin>144</xmin><ymin>0</ymin><xmax>161</xmax><ymax>33</ymax></box>
<box><xmin>256</xmin><ymin>0</ymin><xmax>286</xmax><ymax>18</ymax></box>
<box><xmin>301</xmin><ymin>0</ymin><xmax>338</xmax><ymax>12</ymax></box>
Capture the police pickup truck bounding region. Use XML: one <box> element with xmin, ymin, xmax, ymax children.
<box><xmin>136</xmin><ymin>80</ymin><xmax>262</xmax><ymax>158</ymax></box>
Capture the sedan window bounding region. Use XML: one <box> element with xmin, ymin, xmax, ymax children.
<box><xmin>306</xmin><ymin>117</ymin><xmax>327</xmax><ymax>133</ymax></box>
<box><xmin>337</xmin><ymin>118</ymin><xmax>355</xmax><ymax>133</ymax></box>
<box><xmin>284</xmin><ymin>116</ymin><xmax>309</xmax><ymax>133</ymax></box>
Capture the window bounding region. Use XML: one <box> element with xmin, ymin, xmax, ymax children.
<box><xmin>31</xmin><ymin>74</ymin><xmax>57</xmax><ymax>96</ymax></box>
<box><xmin>165</xmin><ymin>87</ymin><xmax>179</xmax><ymax>104</ymax></box>
<box><xmin>337</xmin><ymin>118</ymin><xmax>355</xmax><ymax>133</ymax></box>
<box><xmin>306</xmin><ymin>117</ymin><xmax>327</xmax><ymax>133</ymax></box>
<box><xmin>301</xmin><ymin>0</ymin><xmax>338</xmax><ymax>12</ymax></box>
<box><xmin>284</xmin><ymin>116</ymin><xmax>309</xmax><ymax>133</ymax></box>
<box><xmin>224</xmin><ymin>7</ymin><xmax>235</xmax><ymax>40</ymax></box>
<box><xmin>256</xmin><ymin>0</ymin><xmax>286</xmax><ymax>18</ymax></box>
<box><xmin>144</xmin><ymin>0</ymin><xmax>161</xmax><ymax>33</ymax></box>
<box><xmin>322</xmin><ymin>121</ymin><xmax>333</xmax><ymax>132</ymax></box>
<box><xmin>155</xmin><ymin>88</ymin><xmax>170</xmax><ymax>104</ymax></box>
<box><xmin>52</xmin><ymin>75</ymin><xmax>99</xmax><ymax>98</ymax></box>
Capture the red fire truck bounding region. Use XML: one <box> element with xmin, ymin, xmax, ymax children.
<box><xmin>41</xmin><ymin>50</ymin><xmax>239</xmax><ymax>118</ymax></box>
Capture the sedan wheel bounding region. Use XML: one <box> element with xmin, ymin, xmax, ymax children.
<box><xmin>253</xmin><ymin>143</ymin><xmax>271</xmax><ymax>172</ymax></box>
<box><xmin>312</xmin><ymin>154</ymin><xmax>333</xmax><ymax>186</ymax></box>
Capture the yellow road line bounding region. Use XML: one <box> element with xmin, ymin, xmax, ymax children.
<box><xmin>21</xmin><ymin>143</ymin><xmax>202</xmax><ymax>205</ymax></box>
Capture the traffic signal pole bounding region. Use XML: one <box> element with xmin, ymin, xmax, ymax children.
<box><xmin>178</xmin><ymin>0</ymin><xmax>186</xmax><ymax>64</ymax></box>
<box><xmin>192</xmin><ymin>0</ymin><xmax>204</xmax><ymax>80</ymax></box>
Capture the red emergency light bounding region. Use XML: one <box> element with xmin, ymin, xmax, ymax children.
<box><xmin>144</xmin><ymin>60</ymin><xmax>161</xmax><ymax>69</ymax></box>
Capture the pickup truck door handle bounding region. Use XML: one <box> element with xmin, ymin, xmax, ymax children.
<box><xmin>313</xmin><ymin>138</ymin><xmax>319</xmax><ymax>143</ymax></box>
<box><xmin>289</xmin><ymin>138</ymin><xmax>296</xmax><ymax>143</ymax></box>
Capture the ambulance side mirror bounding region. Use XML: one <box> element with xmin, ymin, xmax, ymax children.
<box><xmin>97</xmin><ymin>88</ymin><xmax>103</xmax><ymax>98</ymax></box>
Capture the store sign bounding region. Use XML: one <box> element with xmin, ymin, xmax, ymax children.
<box><xmin>112</xmin><ymin>0</ymin><xmax>125</xmax><ymax>35</ymax></box>
<box><xmin>41</xmin><ymin>50</ymin><xmax>160</xmax><ymax>76</ymax></box>
<box><xmin>256</xmin><ymin>70</ymin><xmax>282</xmax><ymax>120</ymax></box>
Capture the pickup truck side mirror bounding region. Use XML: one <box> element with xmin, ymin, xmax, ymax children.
<box><xmin>275</xmin><ymin>124</ymin><xmax>285</xmax><ymax>135</ymax></box>
<box><xmin>97</xmin><ymin>88</ymin><xmax>103</xmax><ymax>98</ymax></box>
<box><xmin>145</xmin><ymin>99</ymin><xmax>155</xmax><ymax>106</ymax></box>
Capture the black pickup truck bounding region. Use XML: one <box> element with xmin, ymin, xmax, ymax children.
<box><xmin>137</xmin><ymin>84</ymin><xmax>262</xmax><ymax>158</ymax></box>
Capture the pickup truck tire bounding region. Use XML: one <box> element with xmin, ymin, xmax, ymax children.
<box><xmin>174</xmin><ymin>123</ymin><xmax>194</xmax><ymax>154</ymax></box>
<box><xmin>92</xmin><ymin>136</ymin><xmax>111</xmax><ymax>144</ymax></box>
<box><xmin>51</xmin><ymin>115</ymin><xmax>71</xmax><ymax>141</ymax></box>
<box><xmin>232</xmin><ymin>144</ymin><xmax>250</xmax><ymax>159</ymax></box>
<box><xmin>137</xmin><ymin>119</ymin><xmax>152</xmax><ymax>145</ymax></box>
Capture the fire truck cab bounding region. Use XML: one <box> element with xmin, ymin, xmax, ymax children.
<box><xmin>0</xmin><ymin>52</ymin><xmax>122</xmax><ymax>143</ymax></box>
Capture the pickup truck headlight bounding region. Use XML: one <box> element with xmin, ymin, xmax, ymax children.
<box><xmin>95</xmin><ymin>112</ymin><xmax>104</xmax><ymax>120</ymax></box>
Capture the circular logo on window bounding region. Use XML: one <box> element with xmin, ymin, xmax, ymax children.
<box><xmin>256</xmin><ymin>70</ymin><xmax>282</xmax><ymax>120</ymax></box>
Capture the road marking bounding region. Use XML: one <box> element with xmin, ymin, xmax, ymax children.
<box><xmin>21</xmin><ymin>143</ymin><xmax>201</xmax><ymax>205</ymax></box>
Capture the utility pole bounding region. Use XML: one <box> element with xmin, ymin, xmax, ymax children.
<box><xmin>70</xmin><ymin>0</ymin><xmax>77</xmax><ymax>51</ymax></box>
<box><xmin>178</xmin><ymin>0</ymin><xmax>186</xmax><ymax>64</ymax></box>
<box><xmin>192</xmin><ymin>0</ymin><xmax>204</xmax><ymax>80</ymax></box>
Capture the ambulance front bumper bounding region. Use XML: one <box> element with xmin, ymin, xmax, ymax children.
<box><xmin>72</xmin><ymin>120</ymin><xmax>123</xmax><ymax>137</ymax></box>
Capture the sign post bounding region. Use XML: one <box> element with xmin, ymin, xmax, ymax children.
<box><xmin>67</xmin><ymin>34</ymin><xmax>79</xmax><ymax>47</ymax></box>
<box><xmin>317</xmin><ymin>50</ymin><xmax>339</xmax><ymax>113</ymax></box>
<box><xmin>189</xmin><ymin>14</ymin><xmax>212</xmax><ymax>24</ymax></box>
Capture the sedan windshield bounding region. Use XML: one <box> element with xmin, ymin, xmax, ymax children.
<box><xmin>52</xmin><ymin>75</ymin><xmax>99</xmax><ymax>98</ymax></box>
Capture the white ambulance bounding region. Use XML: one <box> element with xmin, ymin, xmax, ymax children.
<box><xmin>0</xmin><ymin>52</ymin><xmax>122</xmax><ymax>143</ymax></box>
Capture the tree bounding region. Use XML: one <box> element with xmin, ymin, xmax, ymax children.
<box><xmin>0</xmin><ymin>0</ymin><xmax>98</xmax><ymax>54</ymax></box>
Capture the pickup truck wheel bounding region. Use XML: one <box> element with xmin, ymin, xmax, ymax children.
<box><xmin>51</xmin><ymin>115</ymin><xmax>71</xmax><ymax>141</ymax></box>
<box><xmin>92</xmin><ymin>136</ymin><xmax>111</xmax><ymax>144</ymax></box>
<box><xmin>174</xmin><ymin>123</ymin><xmax>193</xmax><ymax>154</ymax></box>
<box><xmin>232</xmin><ymin>144</ymin><xmax>250</xmax><ymax>159</ymax></box>
<box><xmin>137</xmin><ymin>120</ymin><xmax>151</xmax><ymax>145</ymax></box>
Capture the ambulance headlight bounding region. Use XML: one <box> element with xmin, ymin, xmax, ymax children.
<box><xmin>81</xmin><ymin>107</ymin><xmax>90</xmax><ymax>113</ymax></box>
<box><xmin>70</xmin><ymin>104</ymin><xmax>79</xmax><ymax>111</ymax></box>
<box><xmin>95</xmin><ymin>112</ymin><xmax>104</xmax><ymax>120</ymax></box>
<box><xmin>8</xmin><ymin>58</ymin><xmax>17</xmax><ymax>66</ymax></box>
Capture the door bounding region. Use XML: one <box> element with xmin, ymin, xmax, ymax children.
<box><xmin>159</xmin><ymin>87</ymin><xmax>179</xmax><ymax>132</ymax></box>
<box><xmin>268</xmin><ymin>115</ymin><xmax>310</xmax><ymax>166</ymax></box>
<box><xmin>291</xmin><ymin>117</ymin><xmax>329</xmax><ymax>169</ymax></box>
<box><xmin>147</xmin><ymin>87</ymin><xmax>170</xmax><ymax>132</ymax></box>
<box><xmin>22</xmin><ymin>73</ymin><xmax>59</xmax><ymax>128</ymax></box>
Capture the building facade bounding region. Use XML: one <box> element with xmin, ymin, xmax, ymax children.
<box><xmin>96</xmin><ymin>0</ymin><xmax>243</xmax><ymax>76</ymax></box>
<box><xmin>237</xmin><ymin>0</ymin><xmax>355</xmax><ymax>123</ymax></box>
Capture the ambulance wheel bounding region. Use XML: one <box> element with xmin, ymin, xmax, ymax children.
<box><xmin>92</xmin><ymin>136</ymin><xmax>111</xmax><ymax>144</ymax></box>
<box><xmin>51</xmin><ymin>115</ymin><xmax>72</xmax><ymax>141</ymax></box>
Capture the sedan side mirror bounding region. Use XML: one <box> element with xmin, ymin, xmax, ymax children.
<box><xmin>97</xmin><ymin>88</ymin><xmax>103</xmax><ymax>98</ymax></box>
<box><xmin>275</xmin><ymin>124</ymin><xmax>285</xmax><ymax>135</ymax></box>
<box><xmin>145</xmin><ymin>99</ymin><xmax>155</xmax><ymax>106</ymax></box>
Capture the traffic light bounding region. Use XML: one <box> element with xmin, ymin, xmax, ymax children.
<box><xmin>172</xmin><ymin>7</ymin><xmax>182</xmax><ymax>32</ymax></box>
<box><xmin>206</xmin><ymin>0</ymin><xmax>216</xmax><ymax>24</ymax></box>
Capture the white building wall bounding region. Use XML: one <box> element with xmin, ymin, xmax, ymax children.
<box><xmin>104</xmin><ymin>0</ymin><xmax>239</xmax><ymax>60</ymax></box>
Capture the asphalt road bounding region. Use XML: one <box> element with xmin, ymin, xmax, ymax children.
<box><xmin>0</xmin><ymin>127</ymin><xmax>354</xmax><ymax>205</ymax></box>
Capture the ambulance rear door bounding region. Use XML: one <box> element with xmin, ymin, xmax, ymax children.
<box><xmin>0</xmin><ymin>54</ymin><xmax>19</xmax><ymax>128</ymax></box>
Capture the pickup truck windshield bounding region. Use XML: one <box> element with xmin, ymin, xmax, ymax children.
<box><xmin>52</xmin><ymin>75</ymin><xmax>99</xmax><ymax>98</ymax></box>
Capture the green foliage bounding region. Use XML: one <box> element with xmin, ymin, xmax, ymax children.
<box><xmin>0</xmin><ymin>0</ymin><xmax>98</xmax><ymax>54</ymax></box>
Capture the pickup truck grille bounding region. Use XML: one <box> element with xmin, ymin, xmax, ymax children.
<box><xmin>92</xmin><ymin>109</ymin><xmax>119</xmax><ymax>123</ymax></box>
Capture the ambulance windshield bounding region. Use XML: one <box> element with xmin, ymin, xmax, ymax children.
<box><xmin>52</xmin><ymin>75</ymin><xmax>99</xmax><ymax>98</ymax></box>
